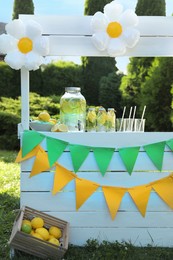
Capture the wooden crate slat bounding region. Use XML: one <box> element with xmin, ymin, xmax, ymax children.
<box><xmin>47</xmin><ymin>211</ymin><xmax>173</xmax><ymax>228</ymax></box>
<box><xmin>35</xmin><ymin>132</ymin><xmax>173</xmax><ymax>148</ymax></box>
<box><xmin>20</xmin><ymin>191</ymin><xmax>172</xmax><ymax>212</ymax></box>
<box><xmin>20</xmin><ymin>150</ymin><xmax>173</xmax><ymax>172</ymax></box>
<box><xmin>20</xmin><ymin>171</ymin><xmax>170</xmax><ymax>192</ymax></box>
<box><xmin>68</xmin><ymin>227</ymin><xmax>173</xmax><ymax>246</ymax></box>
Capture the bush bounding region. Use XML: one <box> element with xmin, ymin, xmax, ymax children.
<box><xmin>99</xmin><ymin>72</ymin><xmax>123</xmax><ymax>117</ymax></box>
<box><xmin>0</xmin><ymin>93</ymin><xmax>61</xmax><ymax>150</ymax></box>
<box><xmin>0</xmin><ymin>112</ymin><xmax>20</xmax><ymax>150</ymax></box>
<box><xmin>41</xmin><ymin>61</ymin><xmax>83</xmax><ymax>96</ymax></box>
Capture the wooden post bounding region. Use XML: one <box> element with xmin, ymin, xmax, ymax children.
<box><xmin>21</xmin><ymin>67</ymin><xmax>30</xmax><ymax>130</ymax></box>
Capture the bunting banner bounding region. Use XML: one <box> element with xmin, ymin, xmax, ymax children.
<box><xmin>69</xmin><ymin>144</ymin><xmax>91</xmax><ymax>172</ymax></box>
<box><xmin>143</xmin><ymin>141</ymin><xmax>165</xmax><ymax>171</ymax></box>
<box><xmin>19</xmin><ymin>130</ymin><xmax>173</xmax><ymax>176</ymax></box>
<box><xmin>15</xmin><ymin>145</ymin><xmax>173</xmax><ymax>220</ymax></box>
<box><xmin>166</xmin><ymin>139</ymin><xmax>173</xmax><ymax>151</ymax></box>
<box><xmin>46</xmin><ymin>137</ymin><xmax>68</xmax><ymax>167</ymax></box>
<box><xmin>118</xmin><ymin>146</ymin><xmax>140</xmax><ymax>175</ymax></box>
<box><xmin>93</xmin><ymin>147</ymin><xmax>114</xmax><ymax>176</ymax></box>
<box><xmin>22</xmin><ymin>130</ymin><xmax>44</xmax><ymax>157</ymax></box>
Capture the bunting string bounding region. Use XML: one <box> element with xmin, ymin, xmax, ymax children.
<box><xmin>21</xmin><ymin>130</ymin><xmax>173</xmax><ymax>176</ymax></box>
<box><xmin>16</xmin><ymin>146</ymin><xmax>173</xmax><ymax>220</ymax></box>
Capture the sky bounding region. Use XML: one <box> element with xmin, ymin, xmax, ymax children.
<box><xmin>0</xmin><ymin>0</ymin><xmax>173</xmax><ymax>72</ymax></box>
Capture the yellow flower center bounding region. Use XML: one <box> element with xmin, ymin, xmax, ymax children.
<box><xmin>18</xmin><ymin>37</ymin><xmax>33</xmax><ymax>54</ymax></box>
<box><xmin>106</xmin><ymin>22</ymin><xmax>122</xmax><ymax>38</ymax></box>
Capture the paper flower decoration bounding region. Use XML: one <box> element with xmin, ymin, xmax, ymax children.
<box><xmin>0</xmin><ymin>19</ymin><xmax>49</xmax><ymax>70</ymax></box>
<box><xmin>91</xmin><ymin>0</ymin><xmax>140</xmax><ymax>56</ymax></box>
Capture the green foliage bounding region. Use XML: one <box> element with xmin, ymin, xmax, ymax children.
<box><xmin>135</xmin><ymin>0</ymin><xmax>165</xmax><ymax>16</ymax></box>
<box><xmin>0</xmin><ymin>93</ymin><xmax>60</xmax><ymax>150</ymax></box>
<box><xmin>120</xmin><ymin>0</ymin><xmax>166</xmax><ymax>122</ymax></box>
<box><xmin>0</xmin><ymin>62</ymin><xmax>20</xmax><ymax>98</ymax></box>
<box><xmin>0</xmin><ymin>112</ymin><xmax>20</xmax><ymax>150</ymax></box>
<box><xmin>82</xmin><ymin>57</ymin><xmax>116</xmax><ymax>105</ymax></box>
<box><xmin>41</xmin><ymin>61</ymin><xmax>83</xmax><ymax>96</ymax></box>
<box><xmin>12</xmin><ymin>0</ymin><xmax>34</xmax><ymax>19</ymax></box>
<box><xmin>84</xmin><ymin>0</ymin><xmax>111</xmax><ymax>14</ymax></box>
<box><xmin>140</xmin><ymin>58</ymin><xmax>173</xmax><ymax>131</ymax></box>
<box><xmin>82</xmin><ymin>0</ymin><xmax>116</xmax><ymax>105</ymax></box>
<box><xmin>99</xmin><ymin>72</ymin><xmax>123</xmax><ymax>117</ymax></box>
<box><xmin>28</xmin><ymin>93</ymin><xmax>60</xmax><ymax>119</ymax></box>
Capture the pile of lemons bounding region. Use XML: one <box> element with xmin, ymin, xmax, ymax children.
<box><xmin>37</xmin><ymin>111</ymin><xmax>68</xmax><ymax>132</ymax></box>
<box><xmin>21</xmin><ymin>217</ymin><xmax>62</xmax><ymax>246</ymax></box>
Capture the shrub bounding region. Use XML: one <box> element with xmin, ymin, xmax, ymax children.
<box><xmin>0</xmin><ymin>112</ymin><xmax>20</xmax><ymax>150</ymax></box>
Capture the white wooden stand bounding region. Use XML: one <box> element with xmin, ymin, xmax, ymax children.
<box><xmin>18</xmin><ymin>14</ymin><xmax>173</xmax><ymax>246</ymax></box>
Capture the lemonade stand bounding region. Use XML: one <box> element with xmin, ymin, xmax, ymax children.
<box><xmin>1</xmin><ymin>0</ymin><xmax>173</xmax><ymax>248</ymax></box>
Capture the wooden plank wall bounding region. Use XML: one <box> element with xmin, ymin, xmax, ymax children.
<box><xmin>20</xmin><ymin>132</ymin><xmax>173</xmax><ymax>246</ymax></box>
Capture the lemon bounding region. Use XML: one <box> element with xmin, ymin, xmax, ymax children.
<box><xmin>97</xmin><ymin>114</ymin><xmax>107</xmax><ymax>125</ymax></box>
<box><xmin>22</xmin><ymin>219</ymin><xmax>32</xmax><ymax>227</ymax></box>
<box><xmin>35</xmin><ymin>227</ymin><xmax>49</xmax><ymax>240</ymax></box>
<box><xmin>60</xmin><ymin>100</ymin><xmax>71</xmax><ymax>113</ymax></box>
<box><xmin>48</xmin><ymin>237</ymin><xmax>60</xmax><ymax>246</ymax></box>
<box><xmin>49</xmin><ymin>226</ymin><xmax>62</xmax><ymax>239</ymax></box>
<box><xmin>49</xmin><ymin>118</ymin><xmax>57</xmax><ymax>124</ymax></box>
<box><xmin>49</xmin><ymin>234</ymin><xmax>55</xmax><ymax>239</ymax></box>
<box><xmin>88</xmin><ymin>111</ymin><xmax>96</xmax><ymax>123</ymax></box>
<box><xmin>30</xmin><ymin>229</ymin><xmax>35</xmax><ymax>235</ymax></box>
<box><xmin>51</xmin><ymin>123</ymin><xmax>68</xmax><ymax>132</ymax></box>
<box><xmin>38</xmin><ymin>111</ymin><xmax>50</xmax><ymax>122</ymax></box>
<box><xmin>31</xmin><ymin>217</ymin><xmax>44</xmax><ymax>229</ymax></box>
<box><xmin>21</xmin><ymin>223</ymin><xmax>32</xmax><ymax>234</ymax></box>
<box><xmin>32</xmin><ymin>233</ymin><xmax>44</xmax><ymax>240</ymax></box>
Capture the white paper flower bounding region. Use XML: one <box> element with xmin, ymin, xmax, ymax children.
<box><xmin>0</xmin><ymin>19</ymin><xmax>49</xmax><ymax>70</ymax></box>
<box><xmin>91</xmin><ymin>0</ymin><xmax>140</xmax><ymax>57</ymax></box>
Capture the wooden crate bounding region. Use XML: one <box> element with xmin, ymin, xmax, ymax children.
<box><xmin>9</xmin><ymin>206</ymin><xmax>69</xmax><ymax>259</ymax></box>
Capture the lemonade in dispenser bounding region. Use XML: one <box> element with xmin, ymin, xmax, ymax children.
<box><xmin>60</xmin><ymin>87</ymin><xmax>86</xmax><ymax>132</ymax></box>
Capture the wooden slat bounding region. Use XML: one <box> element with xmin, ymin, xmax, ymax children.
<box><xmin>66</xmin><ymin>227</ymin><xmax>173</xmax><ymax>246</ymax></box>
<box><xmin>19</xmin><ymin>15</ymin><xmax>173</xmax><ymax>36</ymax></box>
<box><xmin>20</xmin><ymin>151</ymin><xmax>173</xmax><ymax>172</ymax></box>
<box><xmin>20</xmin><ymin>191</ymin><xmax>172</xmax><ymax>212</ymax></box>
<box><xmin>34</xmin><ymin>132</ymin><xmax>173</xmax><ymax>148</ymax></box>
<box><xmin>46</xmin><ymin>36</ymin><xmax>173</xmax><ymax>57</ymax></box>
<box><xmin>21</xmin><ymin>172</ymin><xmax>170</xmax><ymax>192</ymax></box>
<box><xmin>46</xmin><ymin>211</ymin><xmax>173</xmax><ymax>228</ymax></box>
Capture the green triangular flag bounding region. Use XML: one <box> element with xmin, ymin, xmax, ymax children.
<box><xmin>166</xmin><ymin>139</ymin><xmax>173</xmax><ymax>151</ymax></box>
<box><xmin>22</xmin><ymin>130</ymin><xmax>44</xmax><ymax>157</ymax></box>
<box><xmin>93</xmin><ymin>147</ymin><xmax>114</xmax><ymax>176</ymax></box>
<box><xmin>46</xmin><ymin>137</ymin><xmax>68</xmax><ymax>167</ymax></box>
<box><xmin>143</xmin><ymin>141</ymin><xmax>165</xmax><ymax>171</ymax></box>
<box><xmin>69</xmin><ymin>144</ymin><xmax>90</xmax><ymax>172</ymax></box>
<box><xmin>118</xmin><ymin>146</ymin><xmax>140</xmax><ymax>175</ymax></box>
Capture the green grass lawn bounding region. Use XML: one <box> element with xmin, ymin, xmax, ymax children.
<box><xmin>1</xmin><ymin>150</ymin><xmax>173</xmax><ymax>260</ymax></box>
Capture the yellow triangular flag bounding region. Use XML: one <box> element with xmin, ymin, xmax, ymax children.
<box><xmin>128</xmin><ymin>185</ymin><xmax>151</xmax><ymax>217</ymax></box>
<box><xmin>30</xmin><ymin>147</ymin><xmax>50</xmax><ymax>177</ymax></box>
<box><xmin>52</xmin><ymin>163</ymin><xmax>76</xmax><ymax>195</ymax></box>
<box><xmin>75</xmin><ymin>178</ymin><xmax>99</xmax><ymax>210</ymax></box>
<box><xmin>152</xmin><ymin>175</ymin><xmax>173</xmax><ymax>209</ymax></box>
<box><xmin>102</xmin><ymin>186</ymin><xmax>126</xmax><ymax>220</ymax></box>
<box><xmin>15</xmin><ymin>145</ymin><xmax>40</xmax><ymax>163</ymax></box>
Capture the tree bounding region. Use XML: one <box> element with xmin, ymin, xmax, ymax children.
<box><xmin>99</xmin><ymin>72</ymin><xmax>123</xmax><ymax>117</ymax></box>
<box><xmin>141</xmin><ymin>58</ymin><xmax>173</xmax><ymax>131</ymax></box>
<box><xmin>82</xmin><ymin>0</ymin><xmax>117</xmax><ymax>105</ymax></box>
<box><xmin>120</xmin><ymin>0</ymin><xmax>166</xmax><ymax>116</ymax></box>
<box><xmin>41</xmin><ymin>61</ymin><xmax>83</xmax><ymax>96</ymax></box>
<box><xmin>12</xmin><ymin>0</ymin><xmax>34</xmax><ymax>19</ymax></box>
